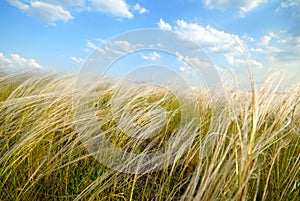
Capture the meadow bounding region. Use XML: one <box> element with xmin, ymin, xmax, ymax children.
<box><xmin>0</xmin><ymin>71</ymin><xmax>299</xmax><ymax>200</ymax></box>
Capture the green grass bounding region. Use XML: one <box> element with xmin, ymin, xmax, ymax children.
<box><xmin>0</xmin><ymin>71</ymin><xmax>299</xmax><ymax>200</ymax></box>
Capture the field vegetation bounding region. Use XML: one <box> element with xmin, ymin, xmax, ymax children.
<box><xmin>0</xmin><ymin>71</ymin><xmax>299</xmax><ymax>200</ymax></box>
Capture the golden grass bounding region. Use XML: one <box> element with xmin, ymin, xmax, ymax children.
<box><xmin>0</xmin><ymin>71</ymin><xmax>299</xmax><ymax>200</ymax></box>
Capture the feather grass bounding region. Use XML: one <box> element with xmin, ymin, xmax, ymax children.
<box><xmin>0</xmin><ymin>70</ymin><xmax>299</xmax><ymax>200</ymax></box>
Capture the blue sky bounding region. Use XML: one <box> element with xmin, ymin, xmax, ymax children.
<box><xmin>1</xmin><ymin>0</ymin><xmax>299</xmax><ymax>87</ymax></box>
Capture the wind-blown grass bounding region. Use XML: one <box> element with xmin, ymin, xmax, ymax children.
<box><xmin>0</xmin><ymin>71</ymin><xmax>299</xmax><ymax>200</ymax></box>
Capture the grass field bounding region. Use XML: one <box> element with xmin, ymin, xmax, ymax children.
<box><xmin>0</xmin><ymin>71</ymin><xmax>299</xmax><ymax>200</ymax></box>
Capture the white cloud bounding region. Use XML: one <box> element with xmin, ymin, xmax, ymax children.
<box><xmin>71</xmin><ymin>56</ymin><xmax>85</xmax><ymax>64</ymax></box>
<box><xmin>86</xmin><ymin>41</ymin><xmax>98</xmax><ymax>50</ymax></box>
<box><xmin>132</xmin><ymin>3</ymin><xmax>148</xmax><ymax>14</ymax></box>
<box><xmin>250</xmin><ymin>47</ymin><xmax>264</xmax><ymax>53</ymax></box>
<box><xmin>266</xmin><ymin>46</ymin><xmax>283</xmax><ymax>53</ymax></box>
<box><xmin>202</xmin><ymin>0</ymin><xmax>268</xmax><ymax>15</ymax></box>
<box><xmin>240</xmin><ymin>0</ymin><xmax>268</xmax><ymax>13</ymax></box>
<box><xmin>275</xmin><ymin>0</ymin><xmax>300</xmax><ymax>27</ymax></box>
<box><xmin>279</xmin><ymin>0</ymin><xmax>299</xmax><ymax>9</ymax></box>
<box><xmin>0</xmin><ymin>52</ymin><xmax>12</xmax><ymax>64</ymax></box>
<box><xmin>179</xmin><ymin>66</ymin><xmax>187</xmax><ymax>72</ymax></box>
<box><xmin>52</xmin><ymin>0</ymin><xmax>86</xmax><ymax>7</ymax></box>
<box><xmin>156</xmin><ymin>19</ymin><xmax>300</xmax><ymax>87</ymax></box>
<box><xmin>97</xmin><ymin>47</ymin><xmax>106</xmax><ymax>54</ymax></box>
<box><xmin>247</xmin><ymin>30</ymin><xmax>300</xmax><ymax>84</ymax></box>
<box><xmin>157</xmin><ymin>19</ymin><xmax>172</xmax><ymax>31</ymax></box>
<box><xmin>225</xmin><ymin>53</ymin><xmax>263</xmax><ymax>69</ymax></box>
<box><xmin>157</xmin><ymin>19</ymin><xmax>274</xmax><ymax>87</ymax></box>
<box><xmin>172</xmin><ymin>19</ymin><xmax>242</xmax><ymax>54</ymax></box>
<box><xmin>157</xmin><ymin>19</ymin><xmax>267</xmax><ymax>81</ymax></box>
<box><xmin>96</xmin><ymin>38</ymin><xmax>106</xmax><ymax>43</ymax></box>
<box><xmin>29</xmin><ymin>1</ymin><xmax>73</xmax><ymax>25</ymax></box>
<box><xmin>267</xmin><ymin>34</ymin><xmax>300</xmax><ymax>63</ymax></box>
<box><xmin>242</xmin><ymin>34</ymin><xmax>255</xmax><ymax>42</ymax></box>
<box><xmin>259</xmin><ymin>32</ymin><xmax>279</xmax><ymax>46</ymax></box>
<box><xmin>113</xmin><ymin>40</ymin><xmax>131</xmax><ymax>51</ymax></box>
<box><xmin>0</xmin><ymin>52</ymin><xmax>43</xmax><ymax>69</ymax></box>
<box><xmin>141</xmin><ymin>51</ymin><xmax>160</xmax><ymax>61</ymax></box>
<box><xmin>260</xmin><ymin>35</ymin><xmax>271</xmax><ymax>46</ymax></box>
<box><xmin>7</xmin><ymin>0</ymin><xmax>28</xmax><ymax>10</ymax></box>
<box><xmin>257</xmin><ymin>32</ymin><xmax>286</xmax><ymax>53</ymax></box>
<box><xmin>7</xmin><ymin>0</ymin><xmax>134</xmax><ymax>24</ymax></box>
<box><xmin>176</xmin><ymin>51</ymin><xmax>216</xmax><ymax>74</ymax></box>
<box><xmin>7</xmin><ymin>0</ymin><xmax>73</xmax><ymax>25</ymax></box>
<box><xmin>90</xmin><ymin>0</ymin><xmax>133</xmax><ymax>18</ymax></box>
<box><xmin>84</xmin><ymin>39</ymin><xmax>144</xmax><ymax>56</ymax></box>
<box><xmin>158</xmin><ymin>19</ymin><xmax>254</xmax><ymax>81</ymax></box>
<box><xmin>85</xmin><ymin>40</ymin><xmax>105</xmax><ymax>53</ymax></box>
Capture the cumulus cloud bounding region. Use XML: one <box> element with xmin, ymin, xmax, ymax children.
<box><xmin>156</xmin><ymin>18</ymin><xmax>300</xmax><ymax>86</ymax></box>
<box><xmin>141</xmin><ymin>52</ymin><xmax>160</xmax><ymax>61</ymax></box>
<box><xmin>0</xmin><ymin>52</ymin><xmax>43</xmax><ymax>69</ymax></box>
<box><xmin>157</xmin><ymin>19</ymin><xmax>253</xmax><ymax>76</ymax></box>
<box><xmin>245</xmin><ymin>30</ymin><xmax>300</xmax><ymax>85</ymax></box>
<box><xmin>179</xmin><ymin>66</ymin><xmax>187</xmax><ymax>72</ymax></box>
<box><xmin>260</xmin><ymin>35</ymin><xmax>272</xmax><ymax>46</ymax></box>
<box><xmin>7</xmin><ymin>0</ymin><xmax>73</xmax><ymax>25</ymax></box>
<box><xmin>132</xmin><ymin>3</ymin><xmax>148</xmax><ymax>14</ymax></box>
<box><xmin>113</xmin><ymin>40</ymin><xmax>131</xmax><ymax>51</ymax></box>
<box><xmin>157</xmin><ymin>19</ymin><xmax>172</xmax><ymax>31</ymax></box>
<box><xmin>29</xmin><ymin>1</ymin><xmax>73</xmax><ymax>24</ymax></box>
<box><xmin>225</xmin><ymin>53</ymin><xmax>263</xmax><ymax>69</ymax></box>
<box><xmin>242</xmin><ymin>34</ymin><xmax>255</xmax><ymax>42</ymax></box>
<box><xmin>90</xmin><ymin>0</ymin><xmax>133</xmax><ymax>19</ymax></box>
<box><xmin>202</xmin><ymin>0</ymin><xmax>268</xmax><ymax>15</ymax></box>
<box><xmin>250</xmin><ymin>47</ymin><xmax>264</xmax><ymax>53</ymax></box>
<box><xmin>157</xmin><ymin>19</ymin><xmax>267</xmax><ymax>79</ymax></box>
<box><xmin>84</xmin><ymin>38</ymin><xmax>144</xmax><ymax>56</ymax></box>
<box><xmin>7</xmin><ymin>0</ymin><xmax>28</xmax><ymax>10</ymax></box>
<box><xmin>277</xmin><ymin>0</ymin><xmax>299</xmax><ymax>10</ymax></box>
<box><xmin>86</xmin><ymin>41</ymin><xmax>98</xmax><ymax>50</ymax></box>
<box><xmin>258</xmin><ymin>32</ymin><xmax>300</xmax><ymax>67</ymax></box>
<box><xmin>7</xmin><ymin>0</ymin><xmax>140</xmax><ymax>24</ymax></box>
<box><xmin>259</xmin><ymin>32</ymin><xmax>278</xmax><ymax>46</ymax></box>
<box><xmin>173</xmin><ymin>19</ymin><xmax>242</xmax><ymax>54</ymax></box>
<box><xmin>178</xmin><ymin>57</ymin><xmax>211</xmax><ymax>73</ymax></box>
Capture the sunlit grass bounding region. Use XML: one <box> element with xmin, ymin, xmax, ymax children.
<box><xmin>0</xmin><ymin>71</ymin><xmax>299</xmax><ymax>200</ymax></box>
